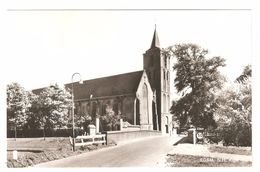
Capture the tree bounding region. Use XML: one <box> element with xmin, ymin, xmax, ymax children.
<box><xmin>26</xmin><ymin>91</ymin><xmax>40</xmax><ymax>130</ymax></box>
<box><xmin>215</xmin><ymin>65</ymin><xmax>251</xmax><ymax>146</ymax></box>
<box><xmin>74</xmin><ymin>111</ymin><xmax>92</xmax><ymax>131</ymax></box>
<box><xmin>100</xmin><ymin>105</ymin><xmax>120</xmax><ymax>131</ymax></box>
<box><xmin>7</xmin><ymin>83</ymin><xmax>31</xmax><ymax>140</ymax></box>
<box><xmin>35</xmin><ymin>84</ymin><xmax>72</xmax><ymax>132</ymax></box>
<box><xmin>235</xmin><ymin>65</ymin><xmax>251</xmax><ymax>84</ymax></box>
<box><xmin>167</xmin><ymin>44</ymin><xmax>226</xmax><ymax>129</ymax></box>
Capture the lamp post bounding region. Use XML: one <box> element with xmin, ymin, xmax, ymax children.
<box><xmin>71</xmin><ymin>72</ymin><xmax>83</xmax><ymax>152</ymax></box>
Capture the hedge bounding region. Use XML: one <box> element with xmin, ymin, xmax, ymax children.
<box><xmin>7</xmin><ymin>128</ymin><xmax>85</xmax><ymax>138</ymax></box>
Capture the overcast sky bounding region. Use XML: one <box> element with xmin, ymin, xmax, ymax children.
<box><xmin>4</xmin><ymin>10</ymin><xmax>251</xmax><ymax>90</ymax></box>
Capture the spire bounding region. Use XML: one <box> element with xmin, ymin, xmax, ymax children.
<box><xmin>150</xmin><ymin>24</ymin><xmax>160</xmax><ymax>49</ymax></box>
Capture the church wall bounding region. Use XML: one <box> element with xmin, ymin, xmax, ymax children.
<box><xmin>122</xmin><ymin>96</ymin><xmax>135</xmax><ymax>124</ymax></box>
<box><xmin>75</xmin><ymin>94</ymin><xmax>136</xmax><ymax>130</ymax></box>
<box><xmin>143</xmin><ymin>48</ymin><xmax>162</xmax><ymax>131</ymax></box>
<box><xmin>136</xmin><ymin>72</ymin><xmax>154</xmax><ymax>130</ymax></box>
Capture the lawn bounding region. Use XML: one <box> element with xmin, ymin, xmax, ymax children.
<box><xmin>208</xmin><ymin>145</ymin><xmax>252</xmax><ymax>155</ymax></box>
<box><xmin>7</xmin><ymin>137</ymin><xmax>112</xmax><ymax>168</ymax></box>
<box><xmin>166</xmin><ymin>154</ymin><xmax>252</xmax><ymax>167</ymax></box>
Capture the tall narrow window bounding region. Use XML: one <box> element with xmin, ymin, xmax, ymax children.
<box><xmin>135</xmin><ymin>98</ymin><xmax>140</xmax><ymax>125</ymax></box>
<box><xmin>113</xmin><ymin>100</ymin><xmax>119</xmax><ymax>115</ymax></box>
<box><xmin>163</xmin><ymin>94</ymin><xmax>167</xmax><ymax>113</ymax></box>
<box><xmin>164</xmin><ymin>56</ymin><xmax>167</xmax><ymax>68</ymax></box>
<box><xmin>92</xmin><ymin>102</ymin><xmax>97</xmax><ymax>119</ymax></box>
<box><xmin>141</xmin><ymin>84</ymin><xmax>149</xmax><ymax>124</ymax></box>
<box><xmin>167</xmin><ymin>95</ymin><xmax>170</xmax><ymax>112</ymax></box>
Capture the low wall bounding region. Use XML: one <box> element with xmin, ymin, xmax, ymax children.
<box><xmin>104</xmin><ymin>130</ymin><xmax>162</xmax><ymax>145</ymax></box>
<box><xmin>121</xmin><ymin>125</ymin><xmax>141</xmax><ymax>132</ymax></box>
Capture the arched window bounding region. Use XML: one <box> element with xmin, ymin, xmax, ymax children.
<box><xmin>164</xmin><ymin>56</ymin><xmax>167</xmax><ymax>68</ymax></box>
<box><xmin>92</xmin><ymin>102</ymin><xmax>97</xmax><ymax>118</ymax></box>
<box><xmin>135</xmin><ymin>98</ymin><xmax>140</xmax><ymax>125</ymax></box>
<box><xmin>163</xmin><ymin>94</ymin><xmax>167</xmax><ymax>113</ymax></box>
<box><xmin>168</xmin><ymin>57</ymin><xmax>170</xmax><ymax>68</ymax></box>
<box><xmin>102</xmin><ymin>104</ymin><xmax>108</xmax><ymax>115</ymax></box>
<box><xmin>141</xmin><ymin>84</ymin><xmax>149</xmax><ymax>124</ymax></box>
<box><xmin>113</xmin><ymin>100</ymin><xmax>119</xmax><ymax>115</ymax></box>
<box><xmin>167</xmin><ymin>95</ymin><xmax>170</xmax><ymax>112</ymax></box>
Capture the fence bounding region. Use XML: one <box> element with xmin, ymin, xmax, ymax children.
<box><xmin>69</xmin><ymin>134</ymin><xmax>106</xmax><ymax>147</ymax></box>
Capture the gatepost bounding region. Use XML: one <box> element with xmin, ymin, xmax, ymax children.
<box><xmin>87</xmin><ymin>124</ymin><xmax>96</xmax><ymax>136</ymax></box>
<box><xmin>188</xmin><ymin>128</ymin><xmax>196</xmax><ymax>144</ymax></box>
<box><xmin>13</xmin><ymin>150</ymin><xmax>18</xmax><ymax>160</ymax></box>
<box><xmin>193</xmin><ymin>129</ymin><xmax>196</xmax><ymax>144</ymax></box>
<box><xmin>96</xmin><ymin>118</ymin><xmax>99</xmax><ymax>134</ymax></box>
<box><xmin>120</xmin><ymin>119</ymin><xmax>123</xmax><ymax>131</ymax></box>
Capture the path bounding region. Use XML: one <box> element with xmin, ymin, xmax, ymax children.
<box><xmin>167</xmin><ymin>144</ymin><xmax>252</xmax><ymax>162</ymax></box>
<box><xmin>35</xmin><ymin>135</ymin><xmax>182</xmax><ymax>167</ymax></box>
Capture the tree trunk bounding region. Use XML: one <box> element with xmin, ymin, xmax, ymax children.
<box><xmin>14</xmin><ymin>125</ymin><xmax>17</xmax><ymax>141</ymax></box>
<box><xmin>43</xmin><ymin>127</ymin><xmax>46</xmax><ymax>140</ymax></box>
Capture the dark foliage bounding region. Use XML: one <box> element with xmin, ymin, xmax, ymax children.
<box><xmin>167</xmin><ymin>44</ymin><xmax>225</xmax><ymax>129</ymax></box>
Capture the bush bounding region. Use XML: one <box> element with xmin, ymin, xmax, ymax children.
<box><xmin>221</xmin><ymin>123</ymin><xmax>251</xmax><ymax>146</ymax></box>
<box><xmin>204</xmin><ymin>123</ymin><xmax>251</xmax><ymax>147</ymax></box>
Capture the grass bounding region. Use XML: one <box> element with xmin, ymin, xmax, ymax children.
<box><xmin>208</xmin><ymin>145</ymin><xmax>252</xmax><ymax>155</ymax></box>
<box><xmin>7</xmin><ymin>137</ymin><xmax>112</xmax><ymax>168</ymax></box>
<box><xmin>7</xmin><ymin>137</ymin><xmax>71</xmax><ymax>150</ymax></box>
<box><xmin>166</xmin><ymin>154</ymin><xmax>252</xmax><ymax>167</ymax></box>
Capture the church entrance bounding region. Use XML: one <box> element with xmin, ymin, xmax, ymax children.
<box><xmin>135</xmin><ymin>98</ymin><xmax>140</xmax><ymax>125</ymax></box>
<box><xmin>165</xmin><ymin>125</ymin><xmax>169</xmax><ymax>133</ymax></box>
<box><xmin>165</xmin><ymin>116</ymin><xmax>169</xmax><ymax>133</ymax></box>
<box><xmin>152</xmin><ymin>101</ymin><xmax>157</xmax><ymax>130</ymax></box>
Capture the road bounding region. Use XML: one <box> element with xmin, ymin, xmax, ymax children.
<box><xmin>35</xmin><ymin>135</ymin><xmax>182</xmax><ymax>167</ymax></box>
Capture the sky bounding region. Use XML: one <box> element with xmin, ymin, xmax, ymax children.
<box><xmin>3</xmin><ymin>10</ymin><xmax>251</xmax><ymax>90</ymax></box>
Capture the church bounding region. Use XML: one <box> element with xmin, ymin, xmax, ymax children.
<box><xmin>65</xmin><ymin>27</ymin><xmax>173</xmax><ymax>134</ymax></box>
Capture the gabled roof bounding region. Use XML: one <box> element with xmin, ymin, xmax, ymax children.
<box><xmin>32</xmin><ymin>71</ymin><xmax>144</xmax><ymax>101</ymax></box>
<box><xmin>150</xmin><ymin>27</ymin><xmax>160</xmax><ymax>49</ymax></box>
<box><xmin>65</xmin><ymin>71</ymin><xmax>144</xmax><ymax>100</ymax></box>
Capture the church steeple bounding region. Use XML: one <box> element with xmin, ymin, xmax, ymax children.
<box><xmin>144</xmin><ymin>25</ymin><xmax>172</xmax><ymax>134</ymax></box>
<box><xmin>150</xmin><ymin>25</ymin><xmax>160</xmax><ymax>49</ymax></box>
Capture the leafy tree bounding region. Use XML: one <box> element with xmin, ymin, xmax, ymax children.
<box><xmin>35</xmin><ymin>84</ymin><xmax>72</xmax><ymax>131</ymax></box>
<box><xmin>215</xmin><ymin>66</ymin><xmax>251</xmax><ymax>146</ymax></box>
<box><xmin>7</xmin><ymin>83</ymin><xmax>31</xmax><ymax>140</ymax></box>
<box><xmin>74</xmin><ymin>111</ymin><xmax>92</xmax><ymax>131</ymax></box>
<box><xmin>235</xmin><ymin>65</ymin><xmax>251</xmax><ymax>84</ymax></box>
<box><xmin>25</xmin><ymin>91</ymin><xmax>40</xmax><ymax>130</ymax></box>
<box><xmin>214</xmin><ymin>84</ymin><xmax>251</xmax><ymax>146</ymax></box>
<box><xmin>100</xmin><ymin>105</ymin><xmax>120</xmax><ymax>131</ymax></box>
<box><xmin>167</xmin><ymin>44</ymin><xmax>226</xmax><ymax>129</ymax></box>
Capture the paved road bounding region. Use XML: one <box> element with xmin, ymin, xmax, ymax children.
<box><xmin>35</xmin><ymin>135</ymin><xmax>182</xmax><ymax>167</ymax></box>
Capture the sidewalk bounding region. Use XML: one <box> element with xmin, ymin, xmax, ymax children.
<box><xmin>167</xmin><ymin>144</ymin><xmax>252</xmax><ymax>162</ymax></box>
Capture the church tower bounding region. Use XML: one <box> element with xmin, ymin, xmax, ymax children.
<box><xmin>143</xmin><ymin>26</ymin><xmax>172</xmax><ymax>134</ymax></box>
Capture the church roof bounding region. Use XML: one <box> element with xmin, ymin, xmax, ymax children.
<box><xmin>150</xmin><ymin>27</ymin><xmax>160</xmax><ymax>49</ymax></box>
<box><xmin>66</xmin><ymin>71</ymin><xmax>143</xmax><ymax>100</ymax></box>
<box><xmin>33</xmin><ymin>71</ymin><xmax>144</xmax><ymax>101</ymax></box>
